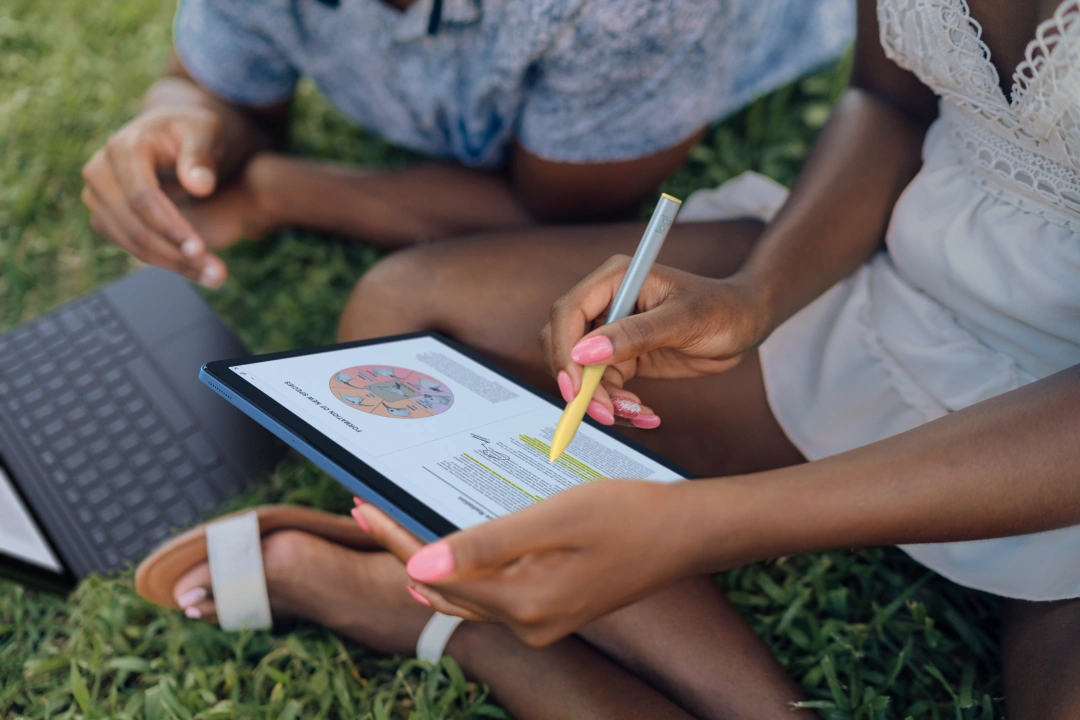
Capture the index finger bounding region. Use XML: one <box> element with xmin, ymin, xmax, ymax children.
<box><xmin>106</xmin><ymin>137</ymin><xmax>206</xmax><ymax>255</ymax></box>
<box><xmin>544</xmin><ymin>255</ymin><xmax>631</xmax><ymax>391</ymax></box>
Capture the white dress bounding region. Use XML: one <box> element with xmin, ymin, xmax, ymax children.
<box><xmin>681</xmin><ymin>0</ymin><xmax>1080</xmax><ymax>600</ymax></box>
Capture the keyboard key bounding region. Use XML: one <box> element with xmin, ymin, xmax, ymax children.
<box><xmin>36</xmin><ymin>360</ymin><xmax>57</xmax><ymax>376</ymax></box>
<box><xmin>103</xmin><ymin>369</ymin><xmax>123</xmax><ymax>384</ymax></box>
<box><xmin>153</xmin><ymin>484</ymin><xmax>178</xmax><ymax>503</ymax></box>
<box><xmin>54</xmin><ymin>436</ymin><xmax>76</xmax><ymax>453</ymax></box>
<box><xmin>39</xmin><ymin>451</ymin><xmax>56</xmax><ymax>467</ymax></box>
<box><xmin>103</xmin><ymin>549</ymin><xmax>120</xmax><ymax>566</ymax></box>
<box><xmin>31</xmin><ymin>405</ymin><xmax>52</xmax><ymax>422</ymax></box>
<box><xmin>147</xmin><ymin>428</ymin><xmax>171</xmax><ymax>448</ymax></box>
<box><xmin>140</xmin><ymin>467</ymin><xmax>165</xmax><ymax>487</ymax></box>
<box><xmin>107</xmin><ymin>418</ymin><xmax>129</xmax><ymax>436</ymax></box>
<box><xmin>129</xmin><ymin>450</ymin><xmax>152</xmax><ymax>470</ymax></box>
<box><xmin>122</xmin><ymin>487</ymin><xmax>147</xmax><ymax>508</ymax></box>
<box><xmin>122</xmin><ymin>539</ymin><xmax>146</xmax><ymax>559</ymax></box>
<box><xmin>51</xmin><ymin>469</ymin><xmax>69</xmax><ymax>486</ymax></box>
<box><xmin>166</xmin><ymin>498</ymin><xmax>195</xmax><ymax>527</ymax></box>
<box><xmin>86</xmin><ymin>387</ymin><xmax>106</xmax><ymax>404</ymax></box>
<box><xmin>114</xmin><ymin>383</ymin><xmax>134</xmax><ymax>400</ymax></box>
<box><xmin>118</xmin><ymin>435</ymin><xmax>140</xmax><ymax>453</ymax></box>
<box><xmin>135</xmin><ymin>414</ymin><xmax>157</xmax><ymax>432</ymax></box>
<box><xmin>67</xmin><ymin>407</ymin><xmax>88</xmax><ymax>423</ymax></box>
<box><xmin>109</xmin><ymin>470</ymin><xmax>134</xmax><ymax>491</ymax></box>
<box><xmin>171</xmin><ymin>461</ymin><xmax>195</xmax><ymax>482</ymax></box>
<box><xmin>110</xmin><ymin>520</ymin><xmax>135</xmax><ymax>542</ymax></box>
<box><xmin>60</xmin><ymin>309</ymin><xmax>86</xmax><ymax>333</ymax></box>
<box><xmin>75</xmin><ymin>469</ymin><xmax>99</xmax><ymax>487</ymax></box>
<box><xmin>90</xmin><ymin>528</ymin><xmax>107</xmax><ymax>546</ymax></box>
<box><xmin>148</xmin><ymin>525</ymin><xmax>169</xmax><ymax>542</ymax></box>
<box><xmin>36</xmin><ymin>318</ymin><xmax>59</xmax><ymax>338</ymax></box>
<box><xmin>23</xmin><ymin>388</ymin><xmax>43</xmax><ymax>405</ymax></box>
<box><xmin>159</xmin><ymin>445</ymin><xmax>183</xmax><ymax>465</ymax></box>
<box><xmin>78</xmin><ymin>507</ymin><xmax>94</xmax><ymax>524</ymax></box>
<box><xmin>99</xmin><ymin>454</ymin><xmax>123</xmax><ymax>473</ymax></box>
<box><xmin>135</xmin><ymin>506</ymin><xmax>158</xmax><ymax>527</ymax></box>
<box><xmin>43</xmin><ymin>420</ymin><xmax>64</xmax><ymax>437</ymax></box>
<box><xmin>87</xmin><ymin>486</ymin><xmax>110</xmax><ymax>506</ymax></box>
<box><xmin>88</xmin><ymin>437</ymin><xmax>110</xmax><ymax>456</ymax></box>
<box><xmin>125</xmin><ymin>398</ymin><xmax>146</xmax><ymax>415</ymax></box>
<box><xmin>77</xmin><ymin>423</ymin><xmax>98</xmax><ymax>440</ymax></box>
<box><xmin>45</xmin><ymin>378</ymin><xmax>64</xmax><ymax>392</ymax></box>
<box><xmin>98</xmin><ymin>503</ymin><xmax>123</xmax><ymax>524</ymax></box>
<box><xmin>64</xmin><ymin>452</ymin><xmax>88</xmax><ymax>470</ymax></box>
<box><xmin>185</xmin><ymin>434</ymin><xmax>220</xmax><ymax>468</ymax></box>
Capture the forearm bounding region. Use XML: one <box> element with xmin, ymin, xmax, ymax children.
<box><xmin>249</xmin><ymin>154</ymin><xmax>535</xmax><ymax>247</ymax></box>
<box><xmin>144</xmin><ymin>52</ymin><xmax>286</xmax><ymax>180</ymax></box>
<box><xmin>734</xmin><ymin>87</ymin><xmax>929</xmax><ymax>329</ymax></box>
<box><xmin>682</xmin><ymin>364</ymin><xmax>1080</xmax><ymax>571</ymax></box>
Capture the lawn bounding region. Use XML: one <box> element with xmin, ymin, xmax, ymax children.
<box><xmin>0</xmin><ymin>1</ymin><xmax>1003</xmax><ymax>718</ymax></box>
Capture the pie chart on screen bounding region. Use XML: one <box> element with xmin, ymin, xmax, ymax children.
<box><xmin>329</xmin><ymin>365</ymin><xmax>454</xmax><ymax>419</ymax></box>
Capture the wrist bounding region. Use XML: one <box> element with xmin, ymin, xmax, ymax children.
<box><xmin>244</xmin><ymin>153</ymin><xmax>291</xmax><ymax>234</ymax></box>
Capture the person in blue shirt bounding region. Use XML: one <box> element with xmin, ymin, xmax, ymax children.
<box><xmin>82</xmin><ymin>0</ymin><xmax>851</xmax><ymax>290</ymax></box>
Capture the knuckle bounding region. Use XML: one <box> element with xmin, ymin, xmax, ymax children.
<box><xmin>128</xmin><ymin>187</ymin><xmax>157</xmax><ymax>218</ymax></box>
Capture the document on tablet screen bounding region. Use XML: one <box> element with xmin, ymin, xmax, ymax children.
<box><xmin>233</xmin><ymin>336</ymin><xmax>683</xmax><ymax>529</ymax></box>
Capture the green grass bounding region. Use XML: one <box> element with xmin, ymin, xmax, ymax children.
<box><xmin>0</xmin><ymin>0</ymin><xmax>1004</xmax><ymax>717</ymax></box>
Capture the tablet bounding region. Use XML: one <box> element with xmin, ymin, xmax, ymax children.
<box><xmin>201</xmin><ymin>332</ymin><xmax>689</xmax><ymax>542</ymax></box>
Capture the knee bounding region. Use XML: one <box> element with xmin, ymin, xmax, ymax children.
<box><xmin>337</xmin><ymin>249</ymin><xmax>437</xmax><ymax>342</ymax></box>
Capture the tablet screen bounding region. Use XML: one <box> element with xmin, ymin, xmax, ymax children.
<box><xmin>227</xmin><ymin>335</ymin><xmax>684</xmax><ymax>530</ymax></box>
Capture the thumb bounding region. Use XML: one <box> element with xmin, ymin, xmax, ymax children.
<box><xmin>406</xmin><ymin>510</ymin><xmax>552</xmax><ymax>585</ymax></box>
<box><xmin>176</xmin><ymin>121</ymin><xmax>219</xmax><ymax>197</ymax></box>
<box><xmin>571</xmin><ymin>307</ymin><xmax>680</xmax><ymax>368</ymax></box>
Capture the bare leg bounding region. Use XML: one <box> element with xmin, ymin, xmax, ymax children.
<box><xmin>1001</xmin><ymin>597</ymin><xmax>1080</xmax><ymax>719</ymax></box>
<box><xmin>175</xmin><ymin>531</ymin><xmax>697</xmax><ymax>719</ymax></box>
<box><xmin>335</xmin><ymin>220</ymin><xmax>812</xmax><ymax>718</ymax></box>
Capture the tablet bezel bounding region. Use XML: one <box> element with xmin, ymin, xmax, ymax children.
<box><xmin>202</xmin><ymin>331</ymin><xmax>692</xmax><ymax>540</ymax></box>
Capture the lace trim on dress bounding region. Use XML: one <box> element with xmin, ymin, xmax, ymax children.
<box><xmin>944</xmin><ymin>104</ymin><xmax>1080</xmax><ymax>230</ymax></box>
<box><xmin>878</xmin><ymin>0</ymin><xmax>1080</xmax><ymax>225</ymax></box>
<box><xmin>1011</xmin><ymin>0</ymin><xmax>1080</xmax><ymax>141</ymax></box>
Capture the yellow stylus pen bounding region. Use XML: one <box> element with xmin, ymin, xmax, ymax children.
<box><xmin>548</xmin><ymin>193</ymin><xmax>682</xmax><ymax>462</ymax></box>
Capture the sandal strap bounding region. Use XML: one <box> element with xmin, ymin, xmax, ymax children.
<box><xmin>416</xmin><ymin>612</ymin><xmax>464</xmax><ymax>663</ymax></box>
<box><xmin>206</xmin><ymin>511</ymin><xmax>273</xmax><ymax>631</ymax></box>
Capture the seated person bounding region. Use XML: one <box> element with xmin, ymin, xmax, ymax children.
<box><xmin>139</xmin><ymin>0</ymin><xmax>1080</xmax><ymax>718</ymax></box>
<box><xmin>81</xmin><ymin>0</ymin><xmax>852</xmax><ymax>289</ymax></box>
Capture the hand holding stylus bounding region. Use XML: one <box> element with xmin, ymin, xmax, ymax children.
<box><xmin>541</xmin><ymin>258</ymin><xmax>772</xmax><ymax>434</ymax></box>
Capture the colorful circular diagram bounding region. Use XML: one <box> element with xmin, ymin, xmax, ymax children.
<box><xmin>329</xmin><ymin>365</ymin><xmax>454</xmax><ymax>419</ymax></box>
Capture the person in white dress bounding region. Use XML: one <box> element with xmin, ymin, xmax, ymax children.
<box><xmin>157</xmin><ymin>1</ymin><xmax>1078</xmax><ymax>717</ymax></box>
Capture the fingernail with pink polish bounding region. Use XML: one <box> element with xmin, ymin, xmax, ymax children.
<box><xmin>571</xmin><ymin>336</ymin><xmax>613</xmax><ymax>365</ymax></box>
<box><xmin>631</xmin><ymin>414</ymin><xmax>661</xmax><ymax>429</ymax></box>
<box><xmin>353</xmin><ymin>496</ymin><xmax>365</xmax><ymax>507</ymax></box>
<box><xmin>185</xmin><ymin>606</ymin><xmax>203</xmax><ymax>619</ymax></box>
<box><xmin>611</xmin><ymin>397</ymin><xmax>641</xmax><ymax>418</ymax></box>
<box><xmin>181</xmin><ymin>237</ymin><xmax>203</xmax><ymax>258</ymax></box>
<box><xmin>587</xmin><ymin>400</ymin><xmax>615</xmax><ymax>426</ymax></box>
<box><xmin>351</xmin><ymin>507</ymin><xmax>371</xmax><ymax>533</ymax></box>
<box><xmin>557</xmin><ymin>371</ymin><xmax>575</xmax><ymax>402</ymax></box>
<box><xmin>407</xmin><ymin>541</ymin><xmax>455</xmax><ymax>583</ymax></box>
<box><xmin>177</xmin><ymin>587</ymin><xmax>207</xmax><ymax>608</ymax></box>
<box><xmin>199</xmin><ymin>264</ymin><xmax>223</xmax><ymax>289</ymax></box>
<box><xmin>407</xmin><ymin>585</ymin><xmax>432</xmax><ymax>607</ymax></box>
